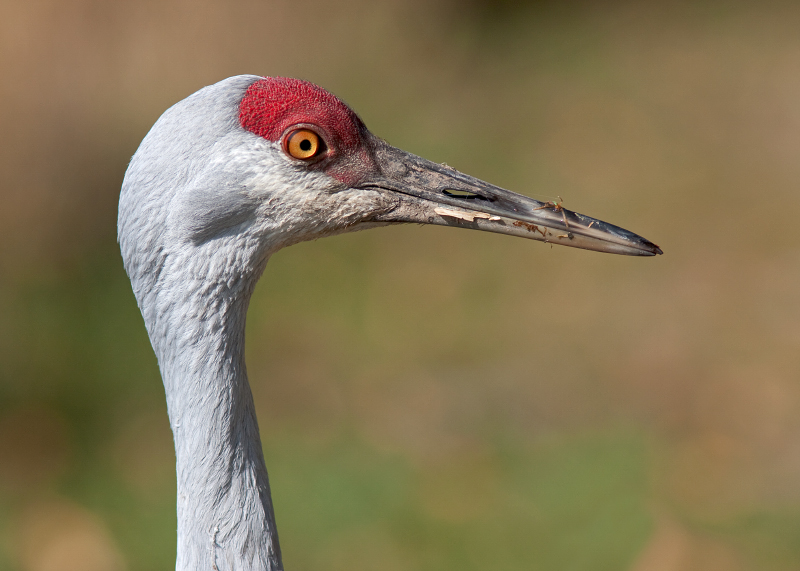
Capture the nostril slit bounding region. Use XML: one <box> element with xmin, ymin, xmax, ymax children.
<box><xmin>443</xmin><ymin>189</ymin><xmax>486</xmax><ymax>200</ymax></box>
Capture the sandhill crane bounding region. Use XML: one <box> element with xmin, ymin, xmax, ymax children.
<box><xmin>118</xmin><ymin>75</ymin><xmax>661</xmax><ymax>571</ymax></box>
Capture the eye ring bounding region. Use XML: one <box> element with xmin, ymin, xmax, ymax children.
<box><xmin>285</xmin><ymin>128</ymin><xmax>324</xmax><ymax>160</ymax></box>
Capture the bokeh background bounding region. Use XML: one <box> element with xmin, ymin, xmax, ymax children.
<box><xmin>2</xmin><ymin>0</ymin><xmax>799</xmax><ymax>569</ymax></box>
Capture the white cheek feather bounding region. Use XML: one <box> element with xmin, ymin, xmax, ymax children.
<box><xmin>235</xmin><ymin>139</ymin><xmax>389</xmax><ymax>251</ymax></box>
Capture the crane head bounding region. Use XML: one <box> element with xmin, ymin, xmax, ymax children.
<box><xmin>117</xmin><ymin>76</ymin><xmax>661</xmax><ymax>571</ymax></box>
<box><xmin>119</xmin><ymin>76</ymin><xmax>660</xmax><ymax>302</ymax></box>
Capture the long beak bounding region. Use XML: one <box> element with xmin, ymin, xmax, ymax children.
<box><xmin>362</xmin><ymin>141</ymin><xmax>662</xmax><ymax>257</ymax></box>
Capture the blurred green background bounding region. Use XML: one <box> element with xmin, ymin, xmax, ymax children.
<box><xmin>1</xmin><ymin>0</ymin><xmax>799</xmax><ymax>569</ymax></box>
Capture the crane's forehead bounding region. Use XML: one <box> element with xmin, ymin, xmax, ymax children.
<box><xmin>238</xmin><ymin>77</ymin><xmax>364</xmax><ymax>149</ymax></box>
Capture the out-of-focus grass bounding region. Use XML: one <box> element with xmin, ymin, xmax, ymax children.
<box><xmin>2</xmin><ymin>1</ymin><xmax>800</xmax><ymax>570</ymax></box>
<box><xmin>269</xmin><ymin>430</ymin><xmax>651</xmax><ymax>571</ymax></box>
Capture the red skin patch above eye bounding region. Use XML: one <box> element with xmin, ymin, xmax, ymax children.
<box><xmin>238</xmin><ymin>77</ymin><xmax>378</xmax><ymax>186</ymax></box>
<box><xmin>239</xmin><ymin>77</ymin><xmax>365</xmax><ymax>151</ymax></box>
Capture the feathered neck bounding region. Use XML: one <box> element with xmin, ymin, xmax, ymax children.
<box><xmin>150</xmin><ymin>254</ymin><xmax>283</xmax><ymax>571</ymax></box>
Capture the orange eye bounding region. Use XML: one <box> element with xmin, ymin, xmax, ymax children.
<box><xmin>286</xmin><ymin>129</ymin><xmax>321</xmax><ymax>159</ymax></box>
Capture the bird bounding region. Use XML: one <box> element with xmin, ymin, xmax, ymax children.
<box><xmin>118</xmin><ymin>75</ymin><xmax>661</xmax><ymax>571</ymax></box>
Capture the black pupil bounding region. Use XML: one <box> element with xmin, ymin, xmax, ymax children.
<box><xmin>299</xmin><ymin>138</ymin><xmax>312</xmax><ymax>152</ymax></box>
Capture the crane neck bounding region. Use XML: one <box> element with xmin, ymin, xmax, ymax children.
<box><xmin>151</xmin><ymin>267</ymin><xmax>283</xmax><ymax>571</ymax></box>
